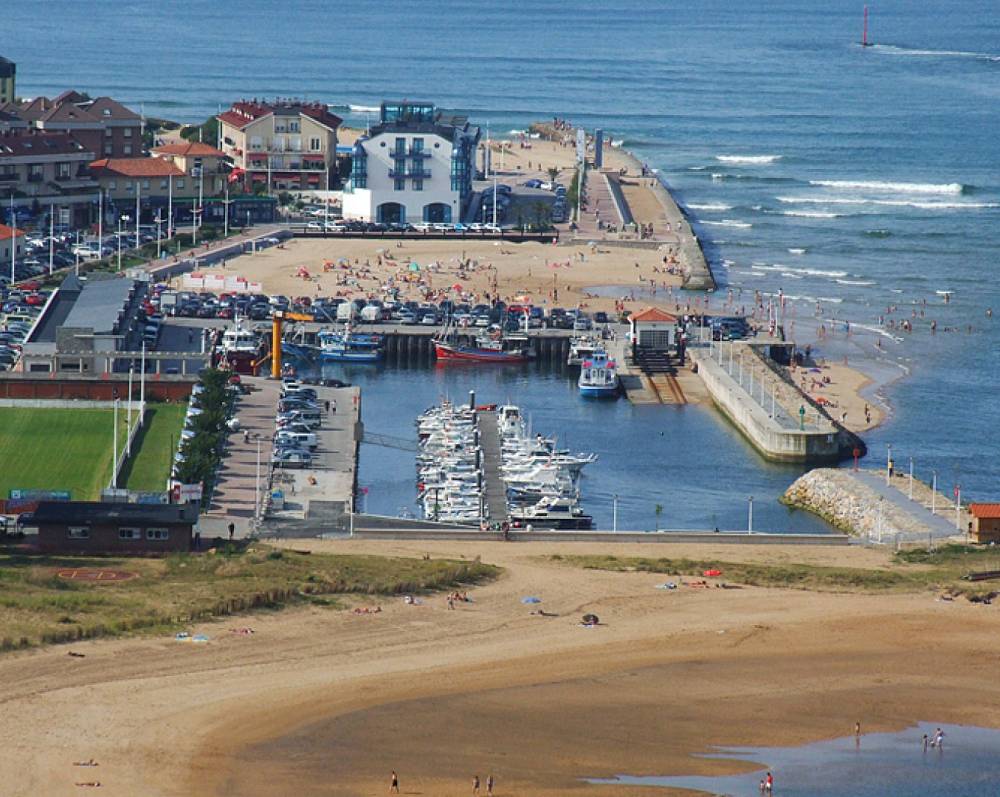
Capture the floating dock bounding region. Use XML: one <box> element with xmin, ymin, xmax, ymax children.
<box><xmin>476</xmin><ymin>409</ymin><xmax>508</xmax><ymax>523</ymax></box>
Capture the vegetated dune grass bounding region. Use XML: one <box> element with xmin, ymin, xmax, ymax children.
<box><xmin>0</xmin><ymin>408</ymin><xmax>129</xmax><ymax>500</ymax></box>
<box><xmin>0</xmin><ymin>547</ymin><xmax>499</xmax><ymax>650</ymax></box>
<box><xmin>548</xmin><ymin>545</ymin><xmax>1000</xmax><ymax>597</ymax></box>
<box><xmin>122</xmin><ymin>403</ymin><xmax>188</xmax><ymax>492</ymax></box>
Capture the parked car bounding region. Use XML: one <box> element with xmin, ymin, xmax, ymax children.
<box><xmin>272</xmin><ymin>450</ymin><xmax>313</xmax><ymax>468</ymax></box>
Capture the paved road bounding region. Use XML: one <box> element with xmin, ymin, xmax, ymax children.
<box><xmin>853</xmin><ymin>470</ymin><xmax>958</xmax><ymax>541</ymax></box>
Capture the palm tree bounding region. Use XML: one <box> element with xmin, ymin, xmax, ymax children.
<box><xmin>654</xmin><ymin>503</ymin><xmax>664</xmax><ymax>532</ymax></box>
<box><xmin>547</xmin><ymin>167</ymin><xmax>559</xmax><ymax>183</ymax></box>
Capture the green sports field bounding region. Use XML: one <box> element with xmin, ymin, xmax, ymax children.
<box><xmin>122</xmin><ymin>404</ymin><xmax>188</xmax><ymax>492</ymax></box>
<box><xmin>0</xmin><ymin>408</ymin><xmax>131</xmax><ymax>501</ymax></box>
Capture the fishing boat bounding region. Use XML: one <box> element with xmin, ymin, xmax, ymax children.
<box><xmin>578</xmin><ymin>349</ymin><xmax>620</xmax><ymax>398</ymax></box>
<box><xmin>567</xmin><ymin>334</ymin><xmax>598</xmax><ymax>366</ymax></box>
<box><xmin>317</xmin><ymin>326</ymin><xmax>382</xmax><ymax>363</ymax></box>
<box><xmin>434</xmin><ymin>328</ymin><xmax>529</xmax><ymax>363</ymax></box>
<box><xmin>219</xmin><ymin>318</ymin><xmax>262</xmax><ymax>374</ymax></box>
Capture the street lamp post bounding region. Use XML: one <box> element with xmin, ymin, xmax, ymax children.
<box><xmin>747</xmin><ymin>495</ymin><xmax>754</xmax><ymax>534</ymax></box>
<box><xmin>612</xmin><ymin>493</ymin><xmax>619</xmax><ymax>532</ymax></box>
<box><xmin>110</xmin><ymin>397</ymin><xmax>120</xmax><ymax>489</ymax></box>
<box><xmin>254</xmin><ymin>437</ymin><xmax>261</xmax><ymax>518</ymax></box>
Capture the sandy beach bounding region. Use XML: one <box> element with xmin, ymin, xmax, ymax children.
<box><xmin>4</xmin><ymin>539</ymin><xmax>1000</xmax><ymax>796</ymax></box>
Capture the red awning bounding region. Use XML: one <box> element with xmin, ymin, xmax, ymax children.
<box><xmin>248</xmin><ymin>153</ymin><xmax>267</xmax><ymax>161</ymax></box>
<box><xmin>307</xmin><ymin>174</ymin><xmax>321</xmax><ymax>182</ymax></box>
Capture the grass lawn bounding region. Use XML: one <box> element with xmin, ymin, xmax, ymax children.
<box><xmin>122</xmin><ymin>404</ymin><xmax>188</xmax><ymax>492</ymax></box>
<box><xmin>0</xmin><ymin>408</ymin><xmax>130</xmax><ymax>501</ymax></box>
<box><xmin>0</xmin><ymin>547</ymin><xmax>499</xmax><ymax>649</ymax></box>
<box><xmin>548</xmin><ymin>545</ymin><xmax>1000</xmax><ymax>598</ymax></box>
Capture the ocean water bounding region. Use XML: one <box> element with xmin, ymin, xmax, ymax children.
<box><xmin>7</xmin><ymin>0</ymin><xmax>1000</xmax><ymax>507</ymax></box>
<box><xmin>590</xmin><ymin>723</ymin><xmax>1000</xmax><ymax>796</ymax></box>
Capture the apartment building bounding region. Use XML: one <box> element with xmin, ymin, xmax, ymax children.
<box><xmin>342</xmin><ymin>101</ymin><xmax>480</xmax><ymax>225</ymax></box>
<box><xmin>150</xmin><ymin>141</ymin><xmax>228</xmax><ymax>195</ymax></box>
<box><xmin>0</xmin><ymin>130</ymin><xmax>97</xmax><ymax>198</ymax></box>
<box><xmin>217</xmin><ymin>99</ymin><xmax>340</xmax><ymax>192</ymax></box>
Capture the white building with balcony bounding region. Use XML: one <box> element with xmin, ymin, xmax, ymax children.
<box><xmin>217</xmin><ymin>99</ymin><xmax>341</xmax><ymax>193</ymax></box>
<box><xmin>342</xmin><ymin>102</ymin><xmax>480</xmax><ymax>225</ymax></box>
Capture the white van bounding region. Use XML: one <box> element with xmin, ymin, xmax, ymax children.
<box><xmin>336</xmin><ymin>301</ymin><xmax>358</xmax><ymax>322</ymax></box>
<box><xmin>275</xmin><ymin>430</ymin><xmax>318</xmax><ymax>449</ymax></box>
<box><xmin>360</xmin><ymin>304</ymin><xmax>380</xmax><ymax>324</ymax></box>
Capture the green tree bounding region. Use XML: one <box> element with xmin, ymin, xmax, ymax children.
<box><xmin>547</xmin><ymin>166</ymin><xmax>559</xmax><ymax>183</ymax></box>
<box><xmin>654</xmin><ymin>504</ymin><xmax>664</xmax><ymax>532</ymax></box>
<box><xmin>181</xmin><ymin>116</ymin><xmax>220</xmax><ymax>146</ymax></box>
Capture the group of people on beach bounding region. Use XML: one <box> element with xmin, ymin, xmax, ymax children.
<box><xmin>390</xmin><ymin>770</ymin><xmax>495</xmax><ymax>794</ymax></box>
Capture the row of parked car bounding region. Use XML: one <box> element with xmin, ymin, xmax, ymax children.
<box><xmin>301</xmin><ymin>219</ymin><xmax>503</xmax><ymax>234</ymax></box>
<box><xmin>271</xmin><ymin>379</ymin><xmax>326</xmax><ymax>468</ymax></box>
<box><xmin>0</xmin><ymin>284</ymin><xmax>50</xmax><ymax>371</ymax></box>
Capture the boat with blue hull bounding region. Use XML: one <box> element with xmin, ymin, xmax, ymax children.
<box><xmin>318</xmin><ymin>327</ymin><xmax>382</xmax><ymax>363</ymax></box>
<box><xmin>578</xmin><ymin>349</ymin><xmax>620</xmax><ymax>398</ymax></box>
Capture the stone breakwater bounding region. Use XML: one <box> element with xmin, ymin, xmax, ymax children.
<box><xmin>782</xmin><ymin>468</ymin><xmax>943</xmax><ymax>540</ymax></box>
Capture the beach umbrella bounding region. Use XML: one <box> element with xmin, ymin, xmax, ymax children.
<box><xmin>409</xmin><ymin>262</ymin><xmax>420</xmax><ymax>272</ymax></box>
<box><xmin>703</xmin><ymin>569</ymin><xmax>722</xmax><ymax>577</ymax></box>
<box><xmin>452</xmin><ymin>283</ymin><xmax>464</xmax><ymax>291</ymax></box>
<box><xmin>521</xmin><ymin>596</ymin><xmax>542</xmax><ymax>604</ymax></box>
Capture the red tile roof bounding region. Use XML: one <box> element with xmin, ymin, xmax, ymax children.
<box><xmin>0</xmin><ymin>223</ymin><xmax>25</xmax><ymax>241</ymax></box>
<box><xmin>0</xmin><ymin>131</ymin><xmax>91</xmax><ymax>158</ymax></box>
<box><xmin>89</xmin><ymin>157</ymin><xmax>184</xmax><ymax>178</ymax></box>
<box><xmin>970</xmin><ymin>503</ymin><xmax>1000</xmax><ymax>519</ymax></box>
<box><xmin>217</xmin><ymin>100</ymin><xmax>341</xmax><ymax>131</ymax></box>
<box><xmin>630</xmin><ymin>306</ymin><xmax>678</xmax><ymax>323</ymax></box>
<box><xmin>151</xmin><ymin>141</ymin><xmax>225</xmax><ymax>158</ymax></box>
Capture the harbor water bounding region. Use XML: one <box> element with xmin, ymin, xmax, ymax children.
<box><xmin>329</xmin><ymin>360</ymin><xmax>830</xmax><ymax>532</ymax></box>
<box><xmin>7</xmin><ymin>0</ymin><xmax>1000</xmax><ymax>500</ymax></box>
<box><xmin>589</xmin><ymin>723</ymin><xmax>1000</xmax><ymax>796</ymax></box>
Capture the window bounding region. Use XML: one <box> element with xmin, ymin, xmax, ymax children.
<box><xmin>119</xmin><ymin>527</ymin><xmax>141</xmax><ymax>540</ymax></box>
<box><xmin>68</xmin><ymin>527</ymin><xmax>89</xmax><ymax>539</ymax></box>
<box><xmin>104</xmin><ymin>143</ymin><xmax>113</xmax><ymax>156</ymax></box>
<box><xmin>177</xmin><ymin>179</ymin><xmax>185</xmax><ymax>189</ymax></box>
<box><xmin>394</xmin><ymin>137</ymin><xmax>405</xmax><ymax>155</ymax></box>
<box><xmin>123</xmin><ymin>144</ymin><xmax>133</xmax><ymax>155</ymax></box>
<box><xmin>125</xmin><ymin>181</ymin><xmax>134</xmax><ymax>192</ymax></box>
<box><xmin>146</xmin><ymin>528</ymin><xmax>170</xmax><ymax>541</ymax></box>
<box><xmin>413</xmin><ymin>180</ymin><xmax>423</xmax><ymax>191</ymax></box>
<box><xmin>394</xmin><ymin>179</ymin><xmax>405</xmax><ymax>191</ymax></box>
<box><xmin>160</xmin><ymin>178</ymin><xmax>168</xmax><ymax>189</ymax></box>
<box><xmin>123</xmin><ymin>128</ymin><xmax>133</xmax><ymax>138</ymax></box>
<box><xmin>105</xmin><ymin>128</ymin><xmax>113</xmax><ymax>137</ymax></box>
<box><xmin>309</xmin><ymin>137</ymin><xmax>321</xmax><ymax>151</ymax></box>
<box><xmin>58</xmin><ymin>163</ymin><xmax>71</xmax><ymax>179</ymax></box>
<box><xmin>412</xmin><ymin>137</ymin><xmax>424</xmax><ymax>152</ymax></box>
<box><xmin>289</xmin><ymin>121</ymin><xmax>300</xmax><ymax>133</ymax></box>
<box><xmin>108</xmin><ymin>180</ymin><xmax>116</xmax><ymax>190</ymax></box>
<box><xmin>141</xmin><ymin>179</ymin><xmax>150</xmax><ymax>189</ymax></box>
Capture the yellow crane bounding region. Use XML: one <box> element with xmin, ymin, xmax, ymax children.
<box><xmin>265</xmin><ymin>310</ymin><xmax>314</xmax><ymax>378</ymax></box>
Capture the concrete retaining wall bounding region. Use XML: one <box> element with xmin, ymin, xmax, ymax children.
<box><xmin>345</xmin><ymin>528</ymin><xmax>849</xmax><ymax>545</ymax></box>
<box><xmin>693</xmin><ymin>349</ymin><xmax>840</xmax><ymax>463</ymax></box>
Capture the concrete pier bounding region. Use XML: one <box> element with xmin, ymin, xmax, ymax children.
<box><xmin>692</xmin><ymin>342</ymin><xmax>843</xmax><ymax>463</ymax></box>
<box><xmin>476</xmin><ymin>409</ymin><xmax>508</xmax><ymax>523</ymax></box>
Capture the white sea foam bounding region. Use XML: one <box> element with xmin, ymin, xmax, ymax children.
<box><xmin>778</xmin><ymin>195</ymin><xmax>997</xmax><ymax>210</ymax></box>
<box><xmin>686</xmin><ymin>202</ymin><xmax>733</xmax><ymax>211</ymax></box>
<box><xmin>715</xmin><ymin>154</ymin><xmax>782</xmax><ymax>165</ymax></box>
<box><xmin>809</xmin><ymin>179</ymin><xmax>965</xmax><ymax>195</ymax></box>
<box><xmin>755</xmin><ymin>264</ymin><xmax>848</xmax><ymax>278</ymax></box>
<box><xmin>711</xmin><ymin>173</ymin><xmax>725</xmax><ymax>180</ymax></box>
<box><xmin>836</xmin><ymin>279</ymin><xmax>877</xmax><ymax>286</ymax></box>
<box><xmin>702</xmin><ymin>219</ymin><xmax>752</xmax><ymax>229</ymax></box>
<box><xmin>935</xmin><ymin>290</ymin><xmax>954</xmax><ymax>296</ymax></box>
<box><xmin>508</xmin><ymin>129</ymin><xmax>527</xmax><ymax>135</ymax></box>
<box><xmin>688</xmin><ymin>165</ymin><xmax>708</xmax><ymax>171</ymax></box>
<box><xmin>780</xmin><ymin>272</ymin><xmax>805</xmax><ymax>279</ymax></box>
<box><xmin>873</xmin><ymin>44</ymin><xmax>997</xmax><ymax>60</ymax></box>
<box><xmin>787</xmin><ymin>248</ymin><xmax>807</xmax><ymax>255</ymax></box>
<box><xmin>348</xmin><ymin>104</ymin><xmax>380</xmax><ymax>113</ymax></box>
<box><xmin>781</xmin><ymin>210</ymin><xmax>842</xmax><ymax>219</ymax></box>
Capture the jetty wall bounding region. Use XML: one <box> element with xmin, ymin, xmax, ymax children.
<box><xmin>692</xmin><ymin>347</ymin><xmax>841</xmax><ymax>463</ymax></box>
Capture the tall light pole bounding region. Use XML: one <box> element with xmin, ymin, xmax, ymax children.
<box><xmin>747</xmin><ymin>495</ymin><xmax>754</xmax><ymax>534</ymax></box>
<box><xmin>9</xmin><ymin>197</ymin><xmax>16</xmax><ymax>285</ymax></box>
<box><xmin>97</xmin><ymin>189</ymin><xmax>103</xmax><ymax>254</ymax></box>
<box><xmin>612</xmin><ymin>493</ymin><xmax>619</xmax><ymax>532</ymax></box>
<box><xmin>254</xmin><ymin>437</ymin><xmax>261</xmax><ymax>518</ymax></box>
<box><xmin>155</xmin><ymin>210</ymin><xmax>163</xmax><ymax>259</ymax></box>
<box><xmin>223</xmin><ymin>183</ymin><xmax>231</xmax><ymax>238</ymax></box>
<box><xmin>135</xmin><ymin>182</ymin><xmax>141</xmax><ymax>250</ymax></box>
<box><xmin>167</xmin><ymin>174</ymin><xmax>173</xmax><ymax>240</ymax></box>
<box><xmin>110</xmin><ymin>397</ymin><xmax>120</xmax><ymax>489</ymax></box>
<box><xmin>48</xmin><ymin>204</ymin><xmax>54</xmax><ymax>275</ymax></box>
<box><xmin>117</xmin><ymin>214</ymin><xmax>124</xmax><ymax>271</ymax></box>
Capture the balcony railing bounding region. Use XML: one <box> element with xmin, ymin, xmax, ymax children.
<box><xmin>27</xmin><ymin>174</ymin><xmax>44</xmax><ymax>183</ymax></box>
<box><xmin>408</xmin><ymin>148</ymin><xmax>431</xmax><ymax>158</ymax></box>
<box><xmin>388</xmin><ymin>170</ymin><xmax>431</xmax><ymax>179</ymax></box>
<box><xmin>0</xmin><ymin>173</ymin><xmax>18</xmax><ymax>183</ymax></box>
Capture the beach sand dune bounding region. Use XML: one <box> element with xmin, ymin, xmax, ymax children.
<box><xmin>2</xmin><ymin>540</ymin><xmax>999</xmax><ymax>795</ymax></box>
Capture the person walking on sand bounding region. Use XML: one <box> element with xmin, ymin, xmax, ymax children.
<box><xmin>765</xmin><ymin>771</ymin><xmax>773</xmax><ymax>793</ymax></box>
<box><xmin>473</xmin><ymin>774</ymin><xmax>481</xmax><ymax>794</ymax></box>
<box><xmin>486</xmin><ymin>773</ymin><xmax>495</xmax><ymax>795</ymax></box>
<box><xmin>390</xmin><ymin>770</ymin><xmax>399</xmax><ymax>793</ymax></box>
